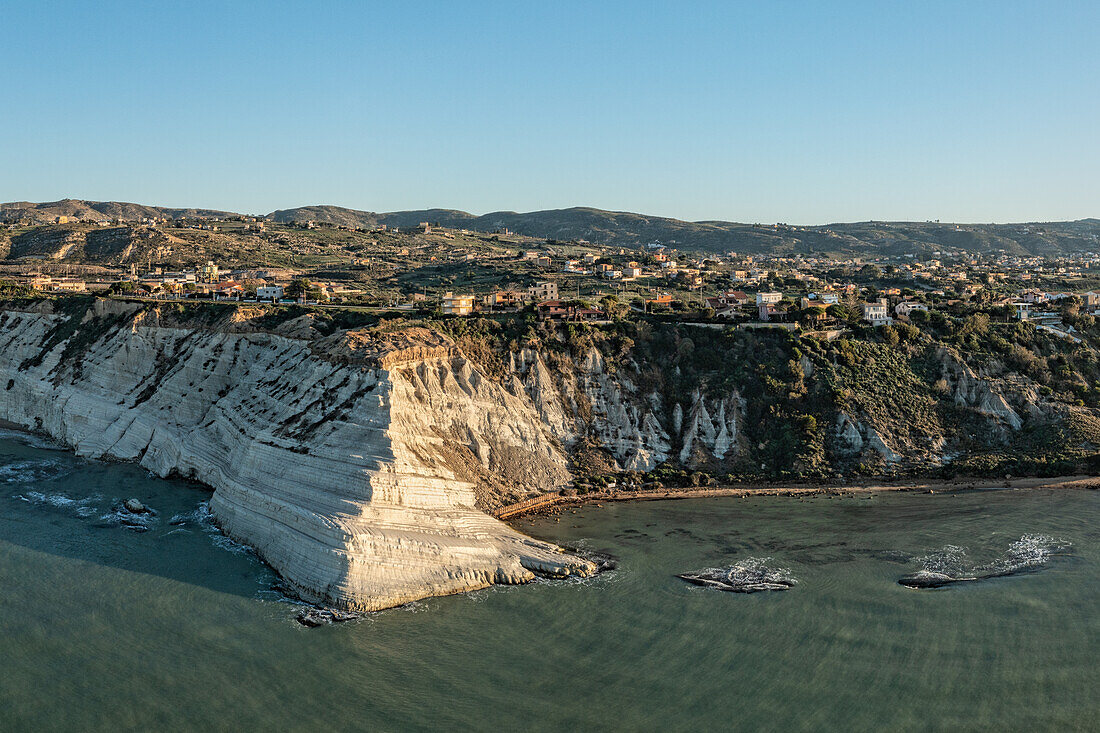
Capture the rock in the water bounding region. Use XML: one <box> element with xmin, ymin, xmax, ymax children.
<box><xmin>124</xmin><ymin>498</ymin><xmax>146</xmax><ymax>513</ymax></box>
<box><xmin>677</xmin><ymin>558</ymin><xmax>797</xmax><ymax>593</ymax></box>
<box><xmin>898</xmin><ymin>570</ymin><xmax>976</xmax><ymax>589</ymax></box>
<box><xmin>899</xmin><ymin>534</ymin><xmax>1070</xmax><ymax>589</ymax></box>
<box><xmin>296</xmin><ymin>607</ymin><xmax>360</xmax><ymax>627</ymax></box>
<box><xmin>329</xmin><ymin>610</ymin><xmax>359</xmax><ymax>623</ymax></box>
<box><xmin>297</xmin><ymin>609</ymin><xmax>329</xmax><ymax>627</ymax></box>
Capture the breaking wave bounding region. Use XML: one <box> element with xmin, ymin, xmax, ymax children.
<box><xmin>97</xmin><ymin>500</ymin><xmax>158</xmax><ymax>532</ymax></box>
<box><xmin>0</xmin><ymin>459</ymin><xmax>71</xmax><ymax>485</ymax></box>
<box><xmin>678</xmin><ymin>557</ymin><xmax>797</xmax><ymax>593</ymax></box>
<box><xmin>900</xmin><ymin>534</ymin><xmax>1071</xmax><ymax>588</ymax></box>
<box><xmin>14</xmin><ymin>490</ymin><xmax>99</xmax><ymax>517</ymax></box>
<box><xmin>170</xmin><ymin>501</ymin><xmax>254</xmax><ymax>555</ymax></box>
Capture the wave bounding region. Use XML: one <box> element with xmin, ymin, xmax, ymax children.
<box><xmin>97</xmin><ymin>500</ymin><xmax>158</xmax><ymax>532</ymax></box>
<box><xmin>0</xmin><ymin>459</ymin><xmax>71</xmax><ymax>484</ymax></box>
<box><xmin>678</xmin><ymin>557</ymin><xmax>798</xmax><ymax>593</ymax></box>
<box><xmin>14</xmin><ymin>490</ymin><xmax>99</xmax><ymax>517</ymax></box>
<box><xmin>171</xmin><ymin>501</ymin><xmax>255</xmax><ymax>555</ymax></box>
<box><xmin>899</xmin><ymin>534</ymin><xmax>1071</xmax><ymax>589</ymax></box>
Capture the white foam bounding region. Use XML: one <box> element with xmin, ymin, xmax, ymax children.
<box><xmin>0</xmin><ymin>459</ymin><xmax>71</xmax><ymax>484</ymax></box>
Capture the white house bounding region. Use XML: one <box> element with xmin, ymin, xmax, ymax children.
<box><xmin>862</xmin><ymin>299</ymin><xmax>892</xmax><ymax>326</ymax></box>
<box><xmin>256</xmin><ymin>285</ymin><xmax>284</xmax><ymax>301</ymax></box>
<box><xmin>756</xmin><ymin>292</ymin><xmax>782</xmax><ymax>306</ymax></box>
<box><xmin>441</xmin><ymin>292</ymin><xmax>475</xmax><ymax>316</ymax></box>
<box><xmin>894</xmin><ymin>302</ymin><xmax>928</xmax><ymax>317</ymax></box>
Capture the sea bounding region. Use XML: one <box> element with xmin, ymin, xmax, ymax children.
<box><xmin>1</xmin><ymin>430</ymin><xmax>1097</xmax><ymax>732</ymax></box>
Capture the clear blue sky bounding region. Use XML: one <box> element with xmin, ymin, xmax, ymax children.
<box><xmin>3</xmin><ymin>1</ymin><xmax>1097</xmax><ymax>223</ymax></box>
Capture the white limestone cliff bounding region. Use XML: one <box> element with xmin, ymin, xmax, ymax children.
<box><xmin>0</xmin><ymin>304</ymin><xmax>594</xmax><ymax>611</ymax></box>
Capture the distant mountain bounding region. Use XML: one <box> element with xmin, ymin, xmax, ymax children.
<box><xmin>272</xmin><ymin>204</ymin><xmax>1100</xmax><ymax>257</ymax></box>
<box><xmin>7</xmin><ymin>199</ymin><xmax>1100</xmax><ymax>257</ymax></box>
<box><xmin>0</xmin><ymin>199</ymin><xmax>238</xmax><ymax>225</ymax></box>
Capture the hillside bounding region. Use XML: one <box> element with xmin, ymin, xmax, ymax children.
<box><xmin>6</xmin><ymin>198</ymin><xmax>1100</xmax><ymax>257</ymax></box>
<box><xmin>0</xmin><ymin>295</ymin><xmax>1097</xmax><ymax>610</ymax></box>
<box><xmin>274</xmin><ymin>205</ymin><xmax>1100</xmax><ymax>256</ymax></box>
<box><xmin>0</xmin><ymin>199</ymin><xmax>239</xmax><ymax>225</ymax></box>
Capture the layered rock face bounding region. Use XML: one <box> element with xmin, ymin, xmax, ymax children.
<box><xmin>0</xmin><ymin>303</ymin><xmax>593</xmax><ymax>611</ymax></box>
<box><xmin>0</xmin><ymin>300</ymin><xmax>1074</xmax><ymax>609</ymax></box>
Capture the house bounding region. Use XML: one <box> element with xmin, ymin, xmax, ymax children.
<box><xmin>645</xmin><ymin>293</ymin><xmax>673</xmax><ymax>307</ymax></box>
<box><xmin>536</xmin><ymin>300</ymin><xmax>605</xmax><ymax>322</ymax></box>
<box><xmin>862</xmin><ymin>299</ymin><xmax>892</xmax><ymax>326</ymax></box>
<box><xmin>758</xmin><ymin>303</ymin><xmax>785</xmax><ymax>322</ymax></box>
<box><xmin>256</xmin><ymin>285</ymin><xmax>284</xmax><ymax>301</ymax></box>
<box><xmin>484</xmin><ymin>290</ymin><xmax>528</xmax><ymax>310</ymax></box>
<box><xmin>1083</xmin><ymin>292</ymin><xmax>1100</xmax><ymax>313</ymax></box>
<box><xmin>50</xmin><ymin>278</ymin><xmax>87</xmax><ymax>293</ymax></box>
<box><xmin>441</xmin><ymin>292</ymin><xmax>475</xmax><ymax>316</ymax></box>
<box><xmin>199</xmin><ymin>261</ymin><xmax>220</xmax><ymax>284</ymax></box>
<box><xmin>623</xmin><ymin>266</ymin><xmax>643</xmax><ymax>279</ymax></box>
<box><xmin>562</xmin><ymin>260</ymin><xmax>582</xmax><ymax>273</ymax></box>
<box><xmin>895</xmin><ymin>302</ymin><xmax>927</xmax><ymax>317</ymax></box>
<box><xmin>1021</xmin><ymin>289</ymin><xmax>1048</xmax><ymax>304</ymax></box>
<box><xmin>755</xmin><ymin>292</ymin><xmax>782</xmax><ymax>306</ymax></box>
<box><xmin>528</xmin><ymin>281</ymin><xmax>559</xmax><ymax>301</ymax></box>
<box><xmin>707</xmin><ymin>291</ymin><xmax>750</xmax><ymax>309</ymax></box>
<box><xmin>419</xmin><ymin>222</ymin><xmax>432</xmax><ymax>234</ymax></box>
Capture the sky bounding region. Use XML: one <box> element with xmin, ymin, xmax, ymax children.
<box><xmin>2</xmin><ymin>1</ymin><xmax>1098</xmax><ymax>224</ymax></box>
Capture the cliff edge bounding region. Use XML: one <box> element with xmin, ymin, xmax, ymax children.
<box><xmin>0</xmin><ymin>299</ymin><xmax>594</xmax><ymax>611</ymax></box>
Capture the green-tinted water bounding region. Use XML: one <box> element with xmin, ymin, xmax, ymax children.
<box><xmin>1</xmin><ymin>431</ymin><xmax>1097</xmax><ymax>732</ymax></box>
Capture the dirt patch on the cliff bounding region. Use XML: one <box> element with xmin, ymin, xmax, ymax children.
<box><xmin>311</xmin><ymin>327</ymin><xmax>455</xmax><ymax>366</ymax></box>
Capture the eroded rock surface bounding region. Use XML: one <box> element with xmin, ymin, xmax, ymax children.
<box><xmin>0</xmin><ymin>303</ymin><xmax>594</xmax><ymax>611</ymax></box>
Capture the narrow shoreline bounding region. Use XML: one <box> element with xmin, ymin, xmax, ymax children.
<box><xmin>2</xmin><ymin>415</ymin><xmax>1095</xmax><ymax>530</ymax></box>
<box><xmin>495</xmin><ymin>475</ymin><xmax>1100</xmax><ymax>520</ymax></box>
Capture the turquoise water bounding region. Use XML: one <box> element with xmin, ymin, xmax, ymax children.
<box><xmin>1</xmin><ymin>432</ymin><xmax>1098</xmax><ymax>732</ymax></box>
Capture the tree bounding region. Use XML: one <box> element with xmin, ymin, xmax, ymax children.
<box><xmin>241</xmin><ymin>278</ymin><xmax>264</xmax><ymax>297</ymax></box>
<box><xmin>599</xmin><ymin>295</ymin><xmax>628</xmax><ymax>321</ymax></box>
<box><xmin>286</xmin><ymin>279</ymin><xmax>312</xmax><ymax>299</ymax></box>
<box><xmin>108</xmin><ymin>281</ymin><xmax>136</xmax><ymax>295</ymax></box>
<box><xmin>860</xmin><ymin>264</ymin><xmax>883</xmax><ymax>280</ymax></box>
<box><xmin>800</xmin><ymin>305</ymin><xmax>826</xmax><ymax>324</ymax></box>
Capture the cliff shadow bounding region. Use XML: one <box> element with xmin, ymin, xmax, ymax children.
<box><xmin>0</xmin><ymin>440</ymin><xmax>282</xmax><ymax>602</ymax></box>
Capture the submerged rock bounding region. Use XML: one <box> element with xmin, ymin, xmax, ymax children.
<box><xmin>296</xmin><ymin>608</ymin><xmax>361</xmax><ymax>627</ymax></box>
<box><xmin>899</xmin><ymin>534</ymin><xmax>1070</xmax><ymax>589</ymax></box>
<box><xmin>898</xmin><ymin>570</ymin><xmax>981</xmax><ymax>589</ymax></box>
<box><xmin>677</xmin><ymin>557</ymin><xmax>797</xmax><ymax>593</ymax></box>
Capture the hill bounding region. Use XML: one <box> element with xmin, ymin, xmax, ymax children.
<box><xmin>6</xmin><ymin>199</ymin><xmax>1100</xmax><ymax>257</ymax></box>
<box><xmin>272</xmin><ymin>204</ymin><xmax>1100</xmax><ymax>257</ymax></box>
<box><xmin>0</xmin><ymin>199</ymin><xmax>240</xmax><ymax>225</ymax></box>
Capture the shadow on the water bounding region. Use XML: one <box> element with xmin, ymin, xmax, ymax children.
<box><xmin>0</xmin><ymin>442</ymin><xmax>280</xmax><ymax>602</ymax></box>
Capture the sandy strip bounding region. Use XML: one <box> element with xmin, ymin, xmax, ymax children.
<box><xmin>495</xmin><ymin>475</ymin><xmax>1100</xmax><ymax>519</ymax></box>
